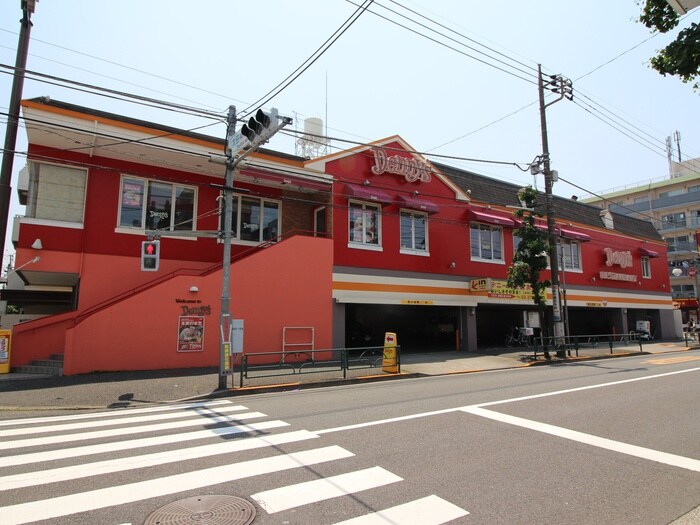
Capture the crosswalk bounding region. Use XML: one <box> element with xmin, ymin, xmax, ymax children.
<box><xmin>0</xmin><ymin>399</ymin><xmax>468</xmax><ymax>525</ymax></box>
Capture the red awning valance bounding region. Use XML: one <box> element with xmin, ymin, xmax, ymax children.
<box><xmin>559</xmin><ymin>227</ymin><xmax>591</xmax><ymax>242</ymax></box>
<box><xmin>639</xmin><ymin>247</ymin><xmax>660</xmax><ymax>258</ymax></box>
<box><xmin>398</xmin><ymin>195</ymin><xmax>439</xmax><ymax>214</ymax></box>
<box><xmin>345</xmin><ymin>184</ymin><xmax>393</xmax><ymax>204</ymax></box>
<box><xmin>469</xmin><ymin>209</ymin><xmax>514</xmax><ymax>227</ymax></box>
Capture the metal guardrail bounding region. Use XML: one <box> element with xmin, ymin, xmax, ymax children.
<box><xmin>533</xmin><ymin>332</ymin><xmax>645</xmax><ymax>358</ymax></box>
<box><xmin>238</xmin><ymin>346</ymin><xmax>401</xmax><ymax>388</ymax></box>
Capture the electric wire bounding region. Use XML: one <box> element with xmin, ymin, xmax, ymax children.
<box><xmin>239</xmin><ymin>0</ymin><xmax>375</xmax><ymax>119</ymax></box>
<box><xmin>343</xmin><ymin>0</ymin><xmax>537</xmax><ymax>86</ymax></box>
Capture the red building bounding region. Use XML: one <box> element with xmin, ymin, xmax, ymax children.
<box><xmin>2</xmin><ymin>98</ymin><xmax>677</xmax><ymax>375</ymax></box>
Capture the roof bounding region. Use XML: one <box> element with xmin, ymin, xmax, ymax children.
<box><xmin>23</xmin><ymin>97</ymin><xmax>308</xmax><ymax>164</ymax></box>
<box><xmin>433</xmin><ymin>162</ymin><xmax>662</xmax><ymax>242</ymax></box>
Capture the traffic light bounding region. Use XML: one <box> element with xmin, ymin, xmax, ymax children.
<box><xmin>240</xmin><ymin>108</ymin><xmax>277</xmax><ymax>148</ymax></box>
<box><xmin>141</xmin><ymin>240</ymin><xmax>160</xmax><ymax>271</ymax></box>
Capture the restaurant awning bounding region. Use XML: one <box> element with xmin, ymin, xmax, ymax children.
<box><xmin>398</xmin><ymin>195</ymin><xmax>439</xmax><ymax>214</ymax></box>
<box><xmin>559</xmin><ymin>227</ymin><xmax>591</xmax><ymax>242</ymax></box>
<box><xmin>639</xmin><ymin>247</ymin><xmax>660</xmax><ymax>258</ymax></box>
<box><xmin>345</xmin><ymin>184</ymin><xmax>393</xmax><ymax>204</ymax></box>
<box><xmin>468</xmin><ymin>209</ymin><xmax>514</xmax><ymax>227</ymax></box>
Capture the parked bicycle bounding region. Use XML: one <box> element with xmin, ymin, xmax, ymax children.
<box><xmin>504</xmin><ymin>327</ymin><xmax>531</xmax><ymax>348</ymax></box>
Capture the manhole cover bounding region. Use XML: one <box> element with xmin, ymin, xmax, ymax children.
<box><xmin>144</xmin><ymin>495</ymin><xmax>256</xmax><ymax>525</ymax></box>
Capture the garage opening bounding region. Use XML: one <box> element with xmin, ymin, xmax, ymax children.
<box><xmin>345</xmin><ymin>304</ymin><xmax>460</xmax><ymax>353</ymax></box>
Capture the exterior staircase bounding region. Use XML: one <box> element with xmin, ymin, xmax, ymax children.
<box><xmin>11</xmin><ymin>354</ymin><xmax>63</xmax><ymax>376</ymax></box>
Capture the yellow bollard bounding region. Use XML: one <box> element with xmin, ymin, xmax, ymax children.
<box><xmin>0</xmin><ymin>330</ymin><xmax>11</xmax><ymax>374</ymax></box>
<box><xmin>382</xmin><ymin>332</ymin><xmax>398</xmax><ymax>373</ymax></box>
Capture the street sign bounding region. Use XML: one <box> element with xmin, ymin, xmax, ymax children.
<box><xmin>227</xmin><ymin>131</ymin><xmax>250</xmax><ymax>154</ymax></box>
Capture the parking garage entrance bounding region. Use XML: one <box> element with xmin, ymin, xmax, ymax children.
<box><xmin>345</xmin><ymin>303</ymin><xmax>461</xmax><ymax>353</ymax></box>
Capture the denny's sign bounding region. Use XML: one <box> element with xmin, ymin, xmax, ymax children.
<box><xmin>371</xmin><ymin>147</ymin><xmax>432</xmax><ymax>183</ymax></box>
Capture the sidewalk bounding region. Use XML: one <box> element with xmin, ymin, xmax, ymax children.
<box><xmin>0</xmin><ymin>341</ymin><xmax>694</xmax><ymax>412</ymax></box>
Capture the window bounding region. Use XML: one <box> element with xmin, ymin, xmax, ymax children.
<box><xmin>220</xmin><ymin>194</ymin><xmax>280</xmax><ymax>243</ymax></box>
<box><xmin>27</xmin><ymin>162</ymin><xmax>87</xmax><ymax>223</ymax></box>
<box><xmin>560</xmin><ymin>239</ymin><xmax>581</xmax><ymax>271</ymax></box>
<box><xmin>119</xmin><ymin>177</ymin><xmax>195</xmax><ymax>231</ymax></box>
<box><xmin>400</xmin><ymin>210</ymin><xmax>428</xmax><ymax>253</ymax></box>
<box><xmin>641</xmin><ymin>256</ymin><xmax>651</xmax><ymax>279</ymax></box>
<box><xmin>314</xmin><ymin>206</ymin><xmax>327</xmax><ymax>237</ymax></box>
<box><xmin>349</xmin><ymin>201</ymin><xmax>381</xmax><ymax>248</ymax></box>
<box><xmin>659</xmin><ymin>189</ymin><xmax>684</xmax><ymax>199</ymax></box>
<box><xmin>667</xmin><ymin>235</ymin><xmax>691</xmax><ymax>252</ymax></box>
<box><xmin>470</xmin><ymin>223</ymin><xmax>503</xmax><ymax>262</ymax></box>
<box><xmin>661</xmin><ymin>212</ymin><xmax>686</xmax><ymax>230</ymax></box>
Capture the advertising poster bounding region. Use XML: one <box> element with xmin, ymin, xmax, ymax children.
<box><xmin>177</xmin><ymin>316</ymin><xmax>204</xmax><ymax>352</ymax></box>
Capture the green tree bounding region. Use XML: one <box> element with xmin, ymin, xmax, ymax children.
<box><xmin>639</xmin><ymin>0</ymin><xmax>700</xmax><ymax>89</ymax></box>
<box><xmin>506</xmin><ymin>186</ymin><xmax>551</xmax><ymax>357</ymax></box>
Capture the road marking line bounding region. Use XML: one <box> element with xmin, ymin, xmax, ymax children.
<box><xmin>251</xmin><ymin>466</ymin><xmax>402</xmax><ymax>513</ymax></box>
<box><xmin>2</xmin><ymin>411</ymin><xmax>267</xmax><ymax>450</ymax></box>
<box><xmin>0</xmin><ymin>404</ymin><xmax>249</xmax><ymax>437</ymax></box>
<box><xmin>0</xmin><ymin>420</ymin><xmax>288</xmax><ymax>468</ymax></box>
<box><xmin>462</xmin><ymin>406</ymin><xmax>700</xmax><ymax>473</ymax></box>
<box><xmin>316</xmin><ymin>367</ymin><xmax>700</xmax><ymax>435</ymax></box>
<box><xmin>331</xmin><ymin>495</ymin><xmax>469</xmax><ymax>525</ymax></box>
<box><xmin>473</xmin><ymin>366</ymin><xmax>700</xmax><ymax>408</ymax></box>
<box><xmin>0</xmin><ymin>446</ymin><xmax>354</xmax><ymax>525</ymax></box>
<box><xmin>644</xmin><ymin>356</ymin><xmax>700</xmax><ymax>365</ymax></box>
<box><xmin>0</xmin><ymin>400</ymin><xmax>235</xmax><ymax>427</ymax></box>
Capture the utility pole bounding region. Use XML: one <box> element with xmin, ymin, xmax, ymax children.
<box><xmin>537</xmin><ymin>64</ymin><xmax>572</xmax><ymax>357</ymax></box>
<box><xmin>0</xmin><ymin>0</ymin><xmax>36</xmax><ymax>273</ymax></box>
<box><xmin>216</xmin><ymin>105</ymin><xmax>292</xmax><ymax>390</ymax></box>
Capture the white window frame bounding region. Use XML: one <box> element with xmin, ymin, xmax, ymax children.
<box><xmin>641</xmin><ymin>256</ymin><xmax>651</xmax><ymax>279</ymax></box>
<box><xmin>559</xmin><ymin>238</ymin><xmax>582</xmax><ymax>272</ymax></box>
<box><xmin>348</xmin><ymin>200</ymin><xmax>382</xmax><ymax>251</ymax></box>
<box><xmin>470</xmin><ymin>222</ymin><xmax>504</xmax><ymax>264</ymax></box>
<box><xmin>219</xmin><ymin>193</ymin><xmax>282</xmax><ymax>246</ymax></box>
<box><xmin>117</xmin><ymin>175</ymin><xmax>197</xmax><ymax>234</ymax></box>
<box><xmin>400</xmin><ymin>209</ymin><xmax>429</xmax><ymax>256</ymax></box>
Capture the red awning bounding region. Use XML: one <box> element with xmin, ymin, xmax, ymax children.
<box><xmin>469</xmin><ymin>209</ymin><xmax>514</xmax><ymax>227</ymax></box>
<box><xmin>559</xmin><ymin>228</ymin><xmax>591</xmax><ymax>242</ymax></box>
<box><xmin>345</xmin><ymin>184</ymin><xmax>393</xmax><ymax>204</ymax></box>
<box><xmin>639</xmin><ymin>247</ymin><xmax>660</xmax><ymax>258</ymax></box>
<box><xmin>398</xmin><ymin>195</ymin><xmax>439</xmax><ymax>214</ymax></box>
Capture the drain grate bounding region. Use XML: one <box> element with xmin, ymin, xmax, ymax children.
<box><xmin>143</xmin><ymin>495</ymin><xmax>256</xmax><ymax>525</ymax></box>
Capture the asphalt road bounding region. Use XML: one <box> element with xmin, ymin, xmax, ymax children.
<box><xmin>0</xmin><ymin>350</ymin><xmax>698</xmax><ymax>524</ymax></box>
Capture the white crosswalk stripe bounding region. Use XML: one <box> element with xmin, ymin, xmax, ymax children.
<box><xmin>251</xmin><ymin>466</ymin><xmax>403</xmax><ymax>513</ymax></box>
<box><xmin>0</xmin><ymin>399</ymin><xmax>468</xmax><ymax>525</ymax></box>
<box><xmin>332</xmin><ymin>495</ymin><xmax>469</xmax><ymax>524</ymax></box>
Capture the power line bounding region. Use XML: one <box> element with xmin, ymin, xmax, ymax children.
<box><xmin>343</xmin><ymin>0</ymin><xmax>537</xmax><ymax>86</ymax></box>
<box><xmin>239</xmin><ymin>0</ymin><xmax>375</xmax><ymax>118</ymax></box>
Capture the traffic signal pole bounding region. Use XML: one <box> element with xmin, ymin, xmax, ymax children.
<box><xmin>219</xmin><ymin>106</ymin><xmax>236</xmax><ymax>390</ymax></box>
<box><xmin>217</xmin><ymin>105</ymin><xmax>292</xmax><ymax>389</ymax></box>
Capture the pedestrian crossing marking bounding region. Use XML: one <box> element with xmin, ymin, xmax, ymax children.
<box><xmin>0</xmin><ymin>399</ymin><xmax>234</xmax><ymax>428</ymax></box>
<box><xmin>644</xmin><ymin>355</ymin><xmax>700</xmax><ymax>365</ymax></box>
<box><xmin>2</xmin><ymin>410</ymin><xmax>267</xmax><ymax>450</ymax></box>
<box><xmin>1</xmin><ymin>430</ymin><xmax>320</xmax><ymax>491</ymax></box>
<box><xmin>0</xmin><ymin>404</ymin><xmax>249</xmax><ymax>437</ymax></box>
<box><xmin>0</xmin><ymin>401</ymin><xmax>470</xmax><ymax>525</ymax></box>
<box><xmin>331</xmin><ymin>495</ymin><xmax>469</xmax><ymax>525</ymax></box>
<box><xmin>251</xmin><ymin>466</ymin><xmax>403</xmax><ymax>513</ymax></box>
<box><xmin>0</xmin><ymin>446</ymin><xmax>354</xmax><ymax>525</ymax></box>
<box><xmin>0</xmin><ymin>419</ymin><xmax>288</xmax><ymax>469</ymax></box>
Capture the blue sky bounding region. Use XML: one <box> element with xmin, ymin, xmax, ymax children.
<box><xmin>1</xmin><ymin>1</ymin><xmax>700</xmax><ymax>260</ymax></box>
